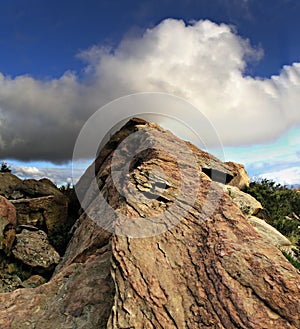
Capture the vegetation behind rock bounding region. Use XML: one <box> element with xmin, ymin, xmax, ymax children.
<box><xmin>245</xmin><ymin>179</ymin><xmax>300</xmax><ymax>246</ymax></box>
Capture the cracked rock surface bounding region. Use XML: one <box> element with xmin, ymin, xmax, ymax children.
<box><xmin>12</xmin><ymin>229</ymin><xmax>60</xmax><ymax>270</ymax></box>
<box><xmin>0</xmin><ymin>118</ymin><xmax>299</xmax><ymax>328</ymax></box>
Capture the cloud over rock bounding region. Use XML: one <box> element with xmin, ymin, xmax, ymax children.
<box><xmin>0</xmin><ymin>19</ymin><xmax>299</xmax><ymax>162</ymax></box>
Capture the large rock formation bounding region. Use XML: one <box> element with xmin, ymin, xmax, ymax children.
<box><xmin>0</xmin><ymin>118</ymin><xmax>299</xmax><ymax>328</ymax></box>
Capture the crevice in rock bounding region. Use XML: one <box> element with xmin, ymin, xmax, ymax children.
<box><xmin>202</xmin><ymin>167</ymin><xmax>233</xmax><ymax>184</ymax></box>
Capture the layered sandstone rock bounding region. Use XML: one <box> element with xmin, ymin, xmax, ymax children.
<box><xmin>0</xmin><ymin>118</ymin><xmax>299</xmax><ymax>328</ymax></box>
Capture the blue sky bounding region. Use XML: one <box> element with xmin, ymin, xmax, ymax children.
<box><xmin>0</xmin><ymin>0</ymin><xmax>299</xmax><ymax>185</ymax></box>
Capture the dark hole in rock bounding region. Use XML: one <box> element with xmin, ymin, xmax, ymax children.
<box><xmin>202</xmin><ymin>168</ymin><xmax>233</xmax><ymax>184</ymax></box>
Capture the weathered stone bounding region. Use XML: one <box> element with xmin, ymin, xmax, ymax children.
<box><xmin>0</xmin><ymin>118</ymin><xmax>299</xmax><ymax>328</ymax></box>
<box><xmin>0</xmin><ymin>273</ymin><xmax>22</xmax><ymax>293</ymax></box>
<box><xmin>0</xmin><ymin>173</ymin><xmax>25</xmax><ymax>199</ymax></box>
<box><xmin>0</xmin><ymin>196</ymin><xmax>17</xmax><ymax>255</ymax></box>
<box><xmin>21</xmin><ymin>275</ymin><xmax>47</xmax><ymax>288</ymax></box>
<box><xmin>219</xmin><ymin>183</ymin><xmax>263</xmax><ymax>217</ymax></box>
<box><xmin>225</xmin><ymin>161</ymin><xmax>250</xmax><ymax>189</ymax></box>
<box><xmin>0</xmin><ymin>172</ymin><xmax>66</xmax><ymax>201</ymax></box>
<box><xmin>12</xmin><ymin>229</ymin><xmax>60</xmax><ymax>270</ymax></box>
<box><xmin>0</xmin><ymin>242</ymin><xmax>113</xmax><ymax>329</ymax></box>
<box><xmin>11</xmin><ymin>195</ymin><xmax>68</xmax><ymax>235</ymax></box>
<box><xmin>248</xmin><ymin>216</ymin><xmax>292</xmax><ymax>247</ymax></box>
<box><xmin>91</xmin><ymin>118</ymin><xmax>300</xmax><ymax>328</ymax></box>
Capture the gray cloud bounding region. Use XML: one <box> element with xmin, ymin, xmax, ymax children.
<box><xmin>0</xmin><ymin>18</ymin><xmax>300</xmax><ymax>163</ymax></box>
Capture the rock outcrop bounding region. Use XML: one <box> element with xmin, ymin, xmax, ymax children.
<box><xmin>0</xmin><ymin>118</ymin><xmax>299</xmax><ymax>328</ymax></box>
<box><xmin>225</xmin><ymin>161</ymin><xmax>250</xmax><ymax>189</ymax></box>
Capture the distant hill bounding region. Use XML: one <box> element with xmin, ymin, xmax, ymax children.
<box><xmin>288</xmin><ymin>184</ymin><xmax>300</xmax><ymax>189</ymax></box>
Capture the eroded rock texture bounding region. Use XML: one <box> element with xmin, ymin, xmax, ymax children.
<box><xmin>82</xmin><ymin>118</ymin><xmax>300</xmax><ymax>328</ymax></box>
<box><xmin>0</xmin><ymin>118</ymin><xmax>299</xmax><ymax>328</ymax></box>
<box><xmin>12</xmin><ymin>229</ymin><xmax>60</xmax><ymax>270</ymax></box>
<box><xmin>0</xmin><ymin>196</ymin><xmax>17</xmax><ymax>255</ymax></box>
<box><xmin>106</xmin><ymin>178</ymin><xmax>300</xmax><ymax>329</ymax></box>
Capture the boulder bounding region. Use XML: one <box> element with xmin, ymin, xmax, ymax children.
<box><xmin>225</xmin><ymin>161</ymin><xmax>250</xmax><ymax>189</ymax></box>
<box><xmin>219</xmin><ymin>183</ymin><xmax>263</xmax><ymax>217</ymax></box>
<box><xmin>0</xmin><ymin>172</ymin><xmax>67</xmax><ymax>202</ymax></box>
<box><xmin>248</xmin><ymin>216</ymin><xmax>292</xmax><ymax>248</ymax></box>
<box><xmin>12</xmin><ymin>229</ymin><xmax>60</xmax><ymax>271</ymax></box>
<box><xmin>72</xmin><ymin>118</ymin><xmax>300</xmax><ymax>328</ymax></box>
<box><xmin>0</xmin><ymin>196</ymin><xmax>17</xmax><ymax>255</ymax></box>
<box><xmin>0</xmin><ymin>173</ymin><xmax>25</xmax><ymax>199</ymax></box>
<box><xmin>11</xmin><ymin>195</ymin><xmax>68</xmax><ymax>235</ymax></box>
<box><xmin>0</xmin><ymin>173</ymin><xmax>69</xmax><ymax>235</ymax></box>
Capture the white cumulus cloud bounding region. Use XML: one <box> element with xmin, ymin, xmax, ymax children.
<box><xmin>0</xmin><ymin>18</ymin><xmax>299</xmax><ymax>163</ymax></box>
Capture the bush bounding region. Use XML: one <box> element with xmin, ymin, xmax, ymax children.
<box><xmin>282</xmin><ymin>250</ymin><xmax>300</xmax><ymax>270</ymax></box>
<box><xmin>245</xmin><ymin>179</ymin><xmax>300</xmax><ymax>245</ymax></box>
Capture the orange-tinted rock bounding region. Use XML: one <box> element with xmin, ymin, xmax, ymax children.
<box><xmin>0</xmin><ymin>118</ymin><xmax>299</xmax><ymax>328</ymax></box>
<box><xmin>12</xmin><ymin>195</ymin><xmax>68</xmax><ymax>235</ymax></box>
<box><xmin>225</xmin><ymin>161</ymin><xmax>251</xmax><ymax>189</ymax></box>
<box><xmin>21</xmin><ymin>275</ymin><xmax>47</xmax><ymax>288</ymax></box>
<box><xmin>0</xmin><ymin>196</ymin><xmax>17</xmax><ymax>255</ymax></box>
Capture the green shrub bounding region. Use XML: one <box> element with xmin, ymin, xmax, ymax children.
<box><xmin>245</xmin><ymin>179</ymin><xmax>300</xmax><ymax>245</ymax></box>
<box><xmin>282</xmin><ymin>250</ymin><xmax>300</xmax><ymax>270</ymax></box>
<box><xmin>0</xmin><ymin>162</ymin><xmax>11</xmax><ymax>173</ymax></box>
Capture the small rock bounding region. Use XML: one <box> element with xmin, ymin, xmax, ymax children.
<box><xmin>225</xmin><ymin>161</ymin><xmax>250</xmax><ymax>189</ymax></box>
<box><xmin>21</xmin><ymin>275</ymin><xmax>47</xmax><ymax>288</ymax></box>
